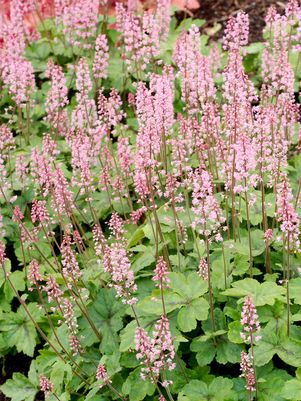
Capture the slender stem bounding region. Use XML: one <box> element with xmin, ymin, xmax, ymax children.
<box><xmin>286</xmin><ymin>234</ymin><xmax>290</xmax><ymax>337</ymax></box>
<box><xmin>250</xmin><ymin>333</ymin><xmax>258</xmax><ymax>401</ymax></box>
<box><xmin>205</xmin><ymin>236</ymin><xmax>216</xmax><ymax>335</ymax></box>
<box><xmin>244</xmin><ymin>188</ymin><xmax>253</xmax><ymax>278</ymax></box>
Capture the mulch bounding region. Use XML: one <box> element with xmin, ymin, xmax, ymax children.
<box><xmin>192</xmin><ymin>0</ymin><xmax>288</xmax><ymax>42</ymax></box>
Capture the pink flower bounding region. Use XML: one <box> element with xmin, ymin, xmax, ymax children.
<box><xmin>62</xmin><ymin>298</ymin><xmax>82</xmax><ymax>355</ymax></box>
<box><xmin>191</xmin><ymin>168</ymin><xmax>225</xmax><ymax>238</ymax></box>
<box><xmin>43</xmin><ymin>276</ymin><xmax>63</xmax><ymax>304</ymax></box>
<box><xmin>103</xmin><ymin>242</ymin><xmax>137</xmax><ymax>305</ymax></box>
<box><xmin>173</xmin><ymin>25</ymin><xmax>215</xmax><ymax>112</ymax></box>
<box><xmin>118</xmin><ymin>137</ymin><xmax>133</xmax><ymax>173</ymax></box>
<box><xmin>153</xmin><ymin>257</ymin><xmax>170</xmax><ymax>289</ymax></box>
<box><xmin>92</xmin><ymin>225</ymin><xmax>106</xmax><ymax>256</ymax></box>
<box><xmin>1</xmin><ymin>55</ymin><xmax>35</xmax><ymax>106</ymax></box>
<box><xmin>28</xmin><ymin>260</ymin><xmax>43</xmax><ymax>287</ymax></box>
<box><xmin>115</xmin><ymin>4</ymin><xmax>161</xmax><ymax>72</ymax></box>
<box><xmin>198</xmin><ymin>258</ymin><xmax>208</xmax><ymax>280</ymax></box>
<box><xmin>96</xmin><ymin>363</ymin><xmax>111</xmax><ymax>387</ymax></box>
<box><xmin>0</xmin><ymin>241</ymin><xmax>6</xmax><ymax>265</ymax></box>
<box><xmin>31</xmin><ymin>148</ymin><xmax>53</xmax><ymax>196</ymax></box>
<box><xmin>135</xmin><ymin>315</ymin><xmax>176</xmax><ymax>383</ymax></box>
<box><xmin>98</xmin><ymin>88</ymin><xmax>124</xmax><ymax>129</ymax></box>
<box><xmin>60</xmin><ymin>234</ymin><xmax>82</xmax><ymax>283</ymax></box>
<box><xmin>52</xmin><ymin>167</ymin><xmax>74</xmax><ymax>215</ymax></box>
<box><xmin>223</xmin><ymin>12</ymin><xmax>249</xmax><ymax>51</ymax></box>
<box><xmin>156</xmin><ymin>0</ymin><xmax>171</xmax><ymax>40</ymax></box>
<box><xmin>240</xmin><ymin>351</ymin><xmax>256</xmax><ymax>392</ymax></box>
<box><xmin>62</xmin><ymin>0</ymin><xmax>99</xmax><ymax>49</ymax></box>
<box><xmin>264</xmin><ymin>229</ymin><xmax>273</xmax><ymax>243</ymax></box>
<box><xmin>240</xmin><ymin>295</ymin><xmax>261</xmax><ymax>343</ymax></box>
<box><xmin>31</xmin><ymin>200</ymin><xmax>49</xmax><ymax>224</ymax></box>
<box><xmin>276</xmin><ymin>175</ymin><xmax>300</xmax><ymax>251</ymax></box>
<box><xmin>285</xmin><ymin>0</ymin><xmax>300</xmax><ymax>17</ymax></box>
<box><xmin>69</xmin><ymin>334</ymin><xmax>82</xmax><ymax>355</ymax></box>
<box><xmin>45</xmin><ymin>60</ymin><xmax>69</xmax><ymax>133</ymax></box>
<box><xmin>76</xmin><ymin>58</ymin><xmax>93</xmax><ymax>96</ymax></box>
<box><xmin>108</xmin><ymin>212</ymin><xmax>125</xmax><ymax>239</ymax></box>
<box><xmin>93</xmin><ymin>34</ymin><xmax>109</xmax><ymax>80</ymax></box>
<box><xmin>130</xmin><ymin>207</ymin><xmax>147</xmax><ymax>224</ymax></box>
<box><xmin>15</xmin><ymin>155</ymin><xmax>28</xmax><ymax>183</ymax></box>
<box><xmin>0</xmin><ymin>125</ymin><xmax>15</xmax><ymax>155</ymax></box>
<box><xmin>39</xmin><ymin>375</ymin><xmax>53</xmax><ymax>397</ymax></box>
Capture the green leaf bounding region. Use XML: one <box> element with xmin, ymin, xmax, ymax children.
<box><xmin>222</xmin><ymin>278</ymin><xmax>286</xmax><ymax>306</ymax></box>
<box><xmin>281</xmin><ymin>379</ymin><xmax>301</xmax><ymax>400</ymax></box>
<box><xmin>4</xmin><ymin>270</ymin><xmax>26</xmax><ymax>302</ymax></box>
<box><xmin>169</xmin><ymin>272</ymin><xmax>208</xmax><ymax>299</ymax></box>
<box><xmin>232</xmin><ymin>254</ymin><xmax>249</xmax><ymax>276</ymax></box>
<box><xmin>240</xmin><ymin>195</ymin><xmax>263</xmax><ymax>225</ymax></box>
<box><xmin>253</xmin><ymin>328</ymin><xmax>278</xmax><ymax>366</ymax></box>
<box><xmin>277</xmin><ymin>339</ymin><xmax>301</xmax><ymax>367</ymax></box>
<box><xmin>258</xmin><ymin>369</ymin><xmax>291</xmax><ymax>401</ymax></box>
<box><xmin>289</xmin><ymin>278</ymin><xmax>301</xmax><ymax>304</ymax></box>
<box><xmin>128</xmin><ymin>227</ymin><xmax>145</xmax><ymax>248</ymax></box>
<box><xmin>120</xmin><ymin>320</ymin><xmax>137</xmax><ymax>352</ymax></box>
<box><xmin>245</xmin><ymin>42</ymin><xmax>264</xmax><ymax>54</ymax></box>
<box><xmin>131</xmin><ymin>244</ymin><xmax>158</xmax><ymax>272</ymax></box>
<box><xmin>138</xmin><ymin>290</ymin><xmax>183</xmax><ymax>316</ymax></box>
<box><xmin>208</xmin><ymin>377</ymin><xmax>238</xmax><ymax>400</ymax></box>
<box><xmin>50</xmin><ymin>360</ymin><xmax>72</xmax><ymax>391</ymax></box>
<box><xmin>254</xmin><ymin>323</ymin><xmax>301</xmax><ymax>367</ymax></box>
<box><xmin>0</xmin><ymin>258</ymin><xmax>11</xmax><ymax>288</ymax></box>
<box><xmin>122</xmin><ymin>368</ymin><xmax>155</xmax><ymax>401</ymax></box>
<box><xmin>215</xmin><ymin>340</ymin><xmax>241</xmax><ymax>364</ymax></box>
<box><xmin>228</xmin><ymin>321</ymin><xmax>244</xmax><ymax>344</ymax></box>
<box><xmin>177</xmin><ymin>297</ymin><xmax>209</xmax><ymax>332</ymax></box>
<box><xmin>0</xmin><ymin>303</ymin><xmax>43</xmax><ymax>356</ymax></box>
<box><xmin>178</xmin><ymin>379</ymin><xmax>208</xmax><ymax>401</ymax></box>
<box><xmin>192</xmin><ymin>340</ymin><xmax>216</xmax><ymax>366</ymax></box>
<box><xmin>0</xmin><ymin>373</ymin><xmax>37</xmax><ymax>401</ymax></box>
<box><xmin>178</xmin><ymin>377</ymin><xmax>237</xmax><ymax>401</ymax></box>
<box><xmin>81</xmin><ymin>288</ymin><xmax>126</xmax><ymax>352</ymax></box>
<box><xmin>234</xmin><ymin>230</ymin><xmax>266</xmax><ymax>257</ymax></box>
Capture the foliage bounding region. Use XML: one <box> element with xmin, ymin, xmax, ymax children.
<box><xmin>0</xmin><ymin>1</ymin><xmax>301</xmax><ymax>401</ymax></box>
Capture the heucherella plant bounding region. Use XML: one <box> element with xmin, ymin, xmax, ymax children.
<box><xmin>0</xmin><ymin>0</ymin><xmax>300</xmax><ymax>401</ymax></box>
<box><xmin>240</xmin><ymin>295</ymin><xmax>261</xmax><ymax>400</ymax></box>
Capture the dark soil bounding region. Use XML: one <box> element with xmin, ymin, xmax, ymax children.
<box><xmin>193</xmin><ymin>0</ymin><xmax>288</xmax><ymax>42</ymax></box>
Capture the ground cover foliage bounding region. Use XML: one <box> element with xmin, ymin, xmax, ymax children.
<box><xmin>0</xmin><ymin>1</ymin><xmax>301</xmax><ymax>400</ymax></box>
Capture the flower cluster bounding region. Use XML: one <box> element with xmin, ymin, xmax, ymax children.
<box><xmin>276</xmin><ymin>175</ymin><xmax>300</xmax><ymax>251</ymax></box>
<box><xmin>198</xmin><ymin>258</ymin><xmax>208</xmax><ymax>280</ymax></box>
<box><xmin>240</xmin><ymin>295</ymin><xmax>261</xmax><ymax>343</ymax></box>
<box><xmin>39</xmin><ymin>375</ymin><xmax>54</xmax><ymax>398</ymax></box>
<box><xmin>153</xmin><ymin>257</ymin><xmax>170</xmax><ymax>290</ymax></box>
<box><xmin>135</xmin><ymin>315</ymin><xmax>175</xmax><ymax>384</ymax></box>
<box><xmin>96</xmin><ymin>363</ymin><xmax>111</xmax><ymax>388</ymax></box>
<box><xmin>191</xmin><ymin>168</ymin><xmax>225</xmax><ymax>239</ymax></box>
<box><xmin>240</xmin><ymin>351</ymin><xmax>256</xmax><ymax>392</ymax></box>
<box><xmin>103</xmin><ymin>242</ymin><xmax>137</xmax><ymax>305</ymax></box>
<box><xmin>93</xmin><ymin>34</ymin><xmax>109</xmax><ymax>80</ymax></box>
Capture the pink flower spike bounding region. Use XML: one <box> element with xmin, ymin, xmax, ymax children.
<box><xmin>153</xmin><ymin>256</ymin><xmax>170</xmax><ymax>289</ymax></box>
<box><xmin>198</xmin><ymin>258</ymin><xmax>208</xmax><ymax>280</ymax></box>
<box><xmin>240</xmin><ymin>351</ymin><xmax>256</xmax><ymax>392</ymax></box>
<box><xmin>240</xmin><ymin>295</ymin><xmax>261</xmax><ymax>344</ymax></box>
<box><xmin>223</xmin><ymin>11</ymin><xmax>249</xmax><ymax>51</ymax></box>
<box><xmin>93</xmin><ymin>34</ymin><xmax>109</xmax><ymax>80</ymax></box>
<box><xmin>39</xmin><ymin>375</ymin><xmax>54</xmax><ymax>398</ymax></box>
